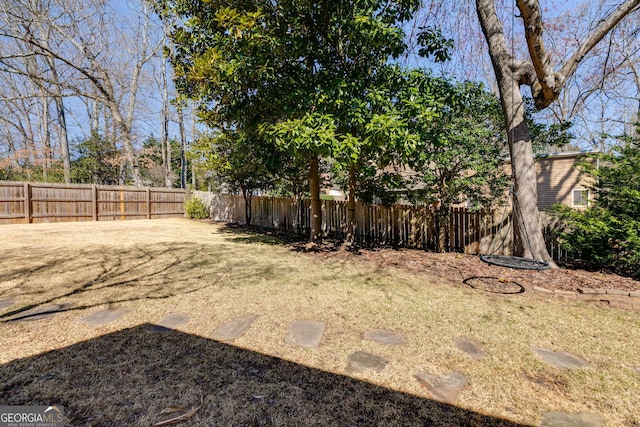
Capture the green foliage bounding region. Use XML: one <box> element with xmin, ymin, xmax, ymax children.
<box><xmin>184</xmin><ymin>197</ymin><xmax>209</xmax><ymax>219</ymax></box>
<box><xmin>524</xmin><ymin>98</ymin><xmax>574</xmax><ymax>156</ymax></box>
<box><xmin>417</xmin><ymin>26</ymin><xmax>453</xmax><ymax>62</ymax></box>
<box><xmin>403</xmin><ymin>80</ymin><xmax>509</xmax><ymax>210</ymax></box>
<box><xmin>157</xmin><ymin>0</ymin><xmax>434</xmax><ymax>206</ymax></box>
<box><xmin>71</xmin><ymin>132</ymin><xmax>121</xmax><ymax>185</ymax></box>
<box><xmin>552</xmin><ymin>132</ymin><xmax>640</xmax><ymax>279</ymax></box>
<box><xmin>190</xmin><ymin>130</ymin><xmax>275</xmax><ymax>195</ymax></box>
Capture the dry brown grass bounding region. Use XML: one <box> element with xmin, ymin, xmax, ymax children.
<box><xmin>1</xmin><ymin>219</ymin><xmax>639</xmax><ymax>426</ymax></box>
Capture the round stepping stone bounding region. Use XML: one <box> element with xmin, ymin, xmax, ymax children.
<box><xmin>454</xmin><ymin>337</ymin><xmax>486</xmax><ymax>360</ymax></box>
<box><xmin>415</xmin><ymin>370</ymin><xmax>469</xmax><ymax>404</ymax></box>
<box><xmin>345</xmin><ymin>351</ymin><xmax>388</xmax><ymax>374</ymax></box>
<box><xmin>540</xmin><ymin>411</ymin><xmax>602</xmax><ymax>427</ymax></box>
<box><xmin>210</xmin><ymin>314</ymin><xmax>259</xmax><ymax>341</ymax></box>
<box><xmin>287</xmin><ymin>320</ymin><xmax>325</xmax><ymax>348</ymax></box>
<box><xmin>363</xmin><ymin>329</ymin><xmax>407</xmax><ymax>346</ymax></box>
<box><xmin>77</xmin><ymin>308</ymin><xmax>130</xmax><ymax>326</ymax></box>
<box><xmin>5</xmin><ymin>303</ymin><xmax>74</xmax><ymax>322</ymax></box>
<box><xmin>151</xmin><ymin>313</ymin><xmax>191</xmax><ymax>333</ymax></box>
<box><xmin>532</xmin><ymin>346</ymin><xmax>590</xmax><ymax>369</ymax></box>
<box><xmin>0</xmin><ymin>298</ymin><xmax>16</xmax><ymax>310</ymax></box>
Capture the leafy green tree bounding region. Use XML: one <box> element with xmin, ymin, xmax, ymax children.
<box><xmin>191</xmin><ymin>130</ymin><xmax>275</xmax><ymax>224</ymax></box>
<box><xmin>70</xmin><ymin>133</ymin><xmax>121</xmax><ymax>185</ymax></box>
<box><xmin>156</xmin><ymin>0</ymin><xmax>429</xmax><ymax>244</ymax></box>
<box><xmin>552</xmin><ymin>130</ymin><xmax>640</xmax><ymax>279</ymax></box>
<box><xmin>402</xmin><ymin>79</ymin><xmax>509</xmax><ymax>251</ymax></box>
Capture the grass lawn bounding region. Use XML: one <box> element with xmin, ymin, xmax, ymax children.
<box><xmin>0</xmin><ymin>218</ymin><xmax>638</xmax><ymax>426</ymax></box>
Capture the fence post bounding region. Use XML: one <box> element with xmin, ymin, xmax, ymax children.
<box><xmin>92</xmin><ymin>185</ymin><xmax>98</xmax><ymax>221</ymax></box>
<box><xmin>120</xmin><ymin>188</ymin><xmax>125</xmax><ymax>220</ymax></box>
<box><xmin>23</xmin><ymin>182</ymin><xmax>32</xmax><ymax>224</ymax></box>
<box><xmin>146</xmin><ymin>188</ymin><xmax>151</xmax><ymax>219</ymax></box>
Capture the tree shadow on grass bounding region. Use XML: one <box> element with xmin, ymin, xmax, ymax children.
<box><xmin>0</xmin><ymin>242</ymin><xmax>278</xmax><ymax>322</ymax></box>
<box><xmin>218</xmin><ymin>222</ymin><xmax>306</xmax><ymax>246</ymax></box>
<box><xmin>0</xmin><ymin>324</ymin><xmax>529</xmax><ymax>426</ymax></box>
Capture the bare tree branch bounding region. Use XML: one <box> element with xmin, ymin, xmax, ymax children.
<box><xmin>517</xmin><ymin>0</ymin><xmax>640</xmax><ymax>108</ymax></box>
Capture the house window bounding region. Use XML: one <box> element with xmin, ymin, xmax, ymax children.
<box><xmin>572</xmin><ymin>189</ymin><xmax>590</xmax><ymax>207</ymax></box>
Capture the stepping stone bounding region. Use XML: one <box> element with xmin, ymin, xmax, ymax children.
<box><xmin>532</xmin><ymin>346</ymin><xmax>590</xmax><ymax>369</ymax></box>
<box><xmin>0</xmin><ymin>298</ymin><xmax>16</xmax><ymax>310</ymax></box>
<box><xmin>415</xmin><ymin>371</ymin><xmax>469</xmax><ymax>404</ymax></box>
<box><xmin>540</xmin><ymin>411</ymin><xmax>602</xmax><ymax>427</ymax></box>
<box><xmin>454</xmin><ymin>337</ymin><xmax>487</xmax><ymax>360</ymax></box>
<box><xmin>345</xmin><ymin>351</ymin><xmax>388</xmax><ymax>374</ymax></box>
<box><xmin>363</xmin><ymin>329</ymin><xmax>407</xmax><ymax>346</ymax></box>
<box><xmin>415</xmin><ymin>370</ymin><xmax>469</xmax><ymax>404</ymax></box>
<box><xmin>5</xmin><ymin>303</ymin><xmax>74</xmax><ymax>322</ymax></box>
<box><xmin>287</xmin><ymin>320</ymin><xmax>325</xmax><ymax>348</ymax></box>
<box><xmin>151</xmin><ymin>313</ymin><xmax>191</xmax><ymax>333</ymax></box>
<box><xmin>211</xmin><ymin>314</ymin><xmax>259</xmax><ymax>341</ymax></box>
<box><xmin>77</xmin><ymin>308</ymin><xmax>130</xmax><ymax>326</ymax></box>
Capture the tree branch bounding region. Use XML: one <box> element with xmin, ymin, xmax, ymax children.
<box><xmin>517</xmin><ymin>0</ymin><xmax>640</xmax><ymax>108</ymax></box>
<box><xmin>559</xmin><ymin>0</ymin><xmax>640</xmax><ymax>90</ymax></box>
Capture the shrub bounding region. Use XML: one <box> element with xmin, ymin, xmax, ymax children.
<box><xmin>551</xmin><ymin>135</ymin><xmax>640</xmax><ymax>279</ymax></box>
<box><xmin>184</xmin><ymin>197</ymin><xmax>209</xmax><ymax>219</ymax></box>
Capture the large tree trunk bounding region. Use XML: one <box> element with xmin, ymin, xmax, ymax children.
<box><xmin>54</xmin><ymin>95</ymin><xmax>71</xmax><ymax>183</ymax></box>
<box><xmin>112</xmin><ymin>108</ymin><xmax>143</xmax><ymax>186</ymax></box>
<box><xmin>476</xmin><ymin>0</ymin><xmax>555</xmax><ymax>264</ymax></box>
<box><xmin>435</xmin><ymin>209</ymin><xmax>448</xmax><ymax>253</ymax></box>
<box><xmin>501</xmin><ymin>87</ymin><xmax>551</xmax><ymax>261</ymax></box>
<box><xmin>241</xmin><ymin>184</ymin><xmax>252</xmax><ymax>225</ymax></box>
<box><xmin>178</xmin><ymin>104</ymin><xmax>187</xmax><ymax>189</ymax></box>
<box><xmin>345</xmin><ymin>164</ymin><xmax>357</xmax><ymax>245</ymax></box>
<box><xmin>162</xmin><ymin>58</ymin><xmax>172</xmax><ymax>188</ymax></box>
<box><xmin>39</xmin><ymin>27</ymin><xmax>71</xmax><ymax>183</ymax></box>
<box><xmin>309</xmin><ymin>154</ymin><xmax>322</xmax><ymax>244</ymax></box>
<box><xmin>37</xmin><ymin>84</ymin><xmax>51</xmax><ymax>180</ymax></box>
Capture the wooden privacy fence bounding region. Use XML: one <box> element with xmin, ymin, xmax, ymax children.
<box><xmin>202</xmin><ymin>193</ymin><xmax>513</xmax><ymax>255</ymax></box>
<box><xmin>0</xmin><ymin>181</ymin><xmax>185</xmax><ymax>224</ymax></box>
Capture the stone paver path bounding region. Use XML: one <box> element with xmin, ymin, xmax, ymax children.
<box><xmin>540</xmin><ymin>411</ymin><xmax>602</xmax><ymax>427</ymax></box>
<box><xmin>152</xmin><ymin>313</ymin><xmax>191</xmax><ymax>333</ymax></box>
<box><xmin>0</xmin><ymin>298</ymin><xmax>16</xmax><ymax>310</ymax></box>
<box><xmin>454</xmin><ymin>337</ymin><xmax>486</xmax><ymax>360</ymax></box>
<box><xmin>77</xmin><ymin>308</ymin><xmax>130</xmax><ymax>326</ymax></box>
<box><xmin>345</xmin><ymin>351</ymin><xmax>388</xmax><ymax>374</ymax></box>
<box><xmin>287</xmin><ymin>320</ymin><xmax>325</xmax><ymax>348</ymax></box>
<box><xmin>22</xmin><ymin>305</ymin><xmax>612</xmax><ymax>425</ymax></box>
<box><xmin>210</xmin><ymin>314</ymin><xmax>259</xmax><ymax>341</ymax></box>
<box><xmin>532</xmin><ymin>346</ymin><xmax>590</xmax><ymax>369</ymax></box>
<box><xmin>363</xmin><ymin>329</ymin><xmax>407</xmax><ymax>345</ymax></box>
<box><xmin>5</xmin><ymin>303</ymin><xmax>73</xmax><ymax>322</ymax></box>
<box><xmin>414</xmin><ymin>370</ymin><xmax>469</xmax><ymax>404</ymax></box>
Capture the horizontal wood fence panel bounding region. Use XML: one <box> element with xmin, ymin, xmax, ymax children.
<box><xmin>0</xmin><ymin>181</ymin><xmax>185</xmax><ymax>224</ymax></box>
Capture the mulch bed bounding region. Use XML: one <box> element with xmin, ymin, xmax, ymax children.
<box><xmin>316</xmin><ymin>248</ymin><xmax>640</xmax><ymax>293</ymax></box>
<box><xmin>219</xmin><ymin>223</ymin><xmax>640</xmax><ymax>293</ymax></box>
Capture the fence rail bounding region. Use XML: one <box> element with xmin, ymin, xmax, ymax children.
<box><xmin>200</xmin><ymin>192</ymin><xmax>570</xmax><ymax>260</ymax></box>
<box><xmin>0</xmin><ymin>181</ymin><xmax>185</xmax><ymax>224</ymax></box>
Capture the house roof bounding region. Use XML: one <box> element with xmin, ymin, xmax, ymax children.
<box><xmin>502</xmin><ymin>149</ymin><xmax>600</xmax><ymax>164</ymax></box>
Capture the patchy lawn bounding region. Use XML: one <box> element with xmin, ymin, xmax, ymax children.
<box><xmin>0</xmin><ymin>218</ymin><xmax>639</xmax><ymax>426</ymax></box>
